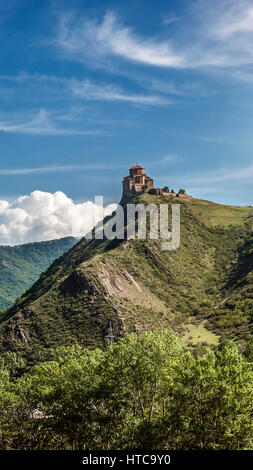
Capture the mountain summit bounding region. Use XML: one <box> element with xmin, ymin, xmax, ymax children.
<box><xmin>0</xmin><ymin>190</ymin><xmax>253</xmax><ymax>362</ymax></box>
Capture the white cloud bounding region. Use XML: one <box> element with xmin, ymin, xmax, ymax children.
<box><xmin>231</xmin><ymin>69</ymin><xmax>253</xmax><ymax>85</ymax></box>
<box><xmin>0</xmin><ymin>164</ymin><xmax>125</xmax><ymax>176</ymax></box>
<box><xmin>69</xmin><ymin>78</ymin><xmax>171</xmax><ymax>105</ymax></box>
<box><xmin>0</xmin><ymin>72</ymin><xmax>173</xmax><ymax>107</ymax></box>
<box><xmin>168</xmin><ymin>164</ymin><xmax>253</xmax><ymax>186</ymax></box>
<box><xmin>57</xmin><ymin>11</ymin><xmax>184</xmax><ymax>68</ymax></box>
<box><xmin>162</xmin><ymin>13</ymin><xmax>178</xmax><ymax>27</ymax></box>
<box><xmin>146</xmin><ymin>78</ymin><xmax>206</xmax><ymax>97</ymax></box>
<box><xmin>196</xmin><ymin>165</ymin><xmax>253</xmax><ymax>183</ymax></box>
<box><xmin>0</xmin><ymin>109</ymin><xmax>107</xmax><ymax>136</ymax></box>
<box><xmin>158</xmin><ymin>155</ymin><xmax>176</xmax><ymax>164</ymax></box>
<box><xmin>0</xmin><ymin>191</ymin><xmax>117</xmax><ymax>245</ymax></box>
<box><xmin>194</xmin><ymin>136</ymin><xmax>230</xmax><ymax>143</ymax></box>
<box><xmin>211</xmin><ymin>2</ymin><xmax>253</xmax><ymax>39</ymax></box>
<box><xmin>55</xmin><ymin>3</ymin><xmax>253</xmax><ymax>71</ymax></box>
<box><xmin>187</xmin><ymin>0</ymin><xmax>253</xmax><ymax>68</ymax></box>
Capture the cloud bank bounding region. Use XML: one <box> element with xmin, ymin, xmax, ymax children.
<box><xmin>0</xmin><ymin>191</ymin><xmax>117</xmax><ymax>245</ymax></box>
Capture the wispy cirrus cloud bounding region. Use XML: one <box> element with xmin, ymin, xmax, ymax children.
<box><xmin>144</xmin><ymin>78</ymin><xmax>212</xmax><ymax>98</ymax></box>
<box><xmin>0</xmin><ymin>163</ymin><xmax>128</xmax><ymax>176</ymax></box>
<box><xmin>231</xmin><ymin>70</ymin><xmax>253</xmax><ymax>84</ymax></box>
<box><xmin>187</xmin><ymin>0</ymin><xmax>253</xmax><ymax>68</ymax></box>
<box><xmin>160</xmin><ymin>155</ymin><xmax>176</xmax><ymax>164</ymax></box>
<box><xmin>0</xmin><ymin>108</ymin><xmax>111</xmax><ymax>136</ymax></box>
<box><xmin>171</xmin><ymin>164</ymin><xmax>253</xmax><ymax>185</ymax></box>
<box><xmin>194</xmin><ymin>136</ymin><xmax>230</xmax><ymax>143</ymax></box>
<box><xmin>157</xmin><ymin>163</ymin><xmax>253</xmax><ymax>204</ymax></box>
<box><xmin>56</xmin><ymin>10</ymin><xmax>185</xmax><ymax>68</ymax></box>
<box><xmin>0</xmin><ymin>72</ymin><xmax>173</xmax><ymax>106</ymax></box>
<box><xmin>69</xmin><ymin>78</ymin><xmax>172</xmax><ymax>105</ymax></box>
<box><xmin>144</xmin><ymin>154</ymin><xmax>177</xmax><ymax>168</ymax></box>
<box><xmin>55</xmin><ymin>2</ymin><xmax>253</xmax><ymax>72</ymax></box>
<box><xmin>162</xmin><ymin>13</ymin><xmax>178</xmax><ymax>27</ymax></box>
<box><xmin>210</xmin><ymin>1</ymin><xmax>253</xmax><ymax>39</ymax></box>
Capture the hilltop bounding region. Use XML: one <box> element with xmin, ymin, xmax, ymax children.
<box><xmin>0</xmin><ymin>237</ymin><xmax>77</xmax><ymax>310</ymax></box>
<box><xmin>0</xmin><ymin>193</ymin><xmax>252</xmax><ymax>362</ymax></box>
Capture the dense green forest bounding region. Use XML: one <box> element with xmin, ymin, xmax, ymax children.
<box><xmin>0</xmin><ymin>237</ymin><xmax>77</xmax><ymax>310</ymax></box>
<box><xmin>0</xmin><ymin>329</ymin><xmax>252</xmax><ymax>450</ymax></box>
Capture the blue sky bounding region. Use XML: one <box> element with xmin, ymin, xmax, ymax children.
<box><xmin>1</xmin><ymin>0</ymin><xmax>253</xmax><ymax>208</ymax></box>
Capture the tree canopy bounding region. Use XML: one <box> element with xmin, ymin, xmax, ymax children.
<box><xmin>0</xmin><ymin>330</ymin><xmax>252</xmax><ymax>450</ymax></box>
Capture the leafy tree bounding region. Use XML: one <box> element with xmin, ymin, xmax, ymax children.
<box><xmin>101</xmin><ymin>329</ymin><xmax>182</xmax><ymax>448</ymax></box>
<box><xmin>156</xmin><ymin>341</ymin><xmax>253</xmax><ymax>449</ymax></box>
<box><xmin>19</xmin><ymin>345</ymin><xmax>105</xmax><ymax>449</ymax></box>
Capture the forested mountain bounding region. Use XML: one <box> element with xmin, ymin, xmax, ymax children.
<box><xmin>0</xmin><ymin>237</ymin><xmax>77</xmax><ymax>310</ymax></box>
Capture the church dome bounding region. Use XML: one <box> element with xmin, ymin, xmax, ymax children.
<box><xmin>130</xmin><ymin>165</ymin><xmax>144</xmax><ymax>169</ymax></box>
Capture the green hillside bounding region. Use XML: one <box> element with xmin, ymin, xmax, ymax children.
<box><xmin>0</xmin><ymin>237</ymin><xmax>77</xmax><ymax>310</ymax></box>
<box><xmin>0</xmin><ymin>194</ymin><xmax>252</xmax><ymax>362</ymax></box>
<box><xmin>190</xmin><ymin>198</ymin><xmax>253</xmax><ymax>227</ymax></box>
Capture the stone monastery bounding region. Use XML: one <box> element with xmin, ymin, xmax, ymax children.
<box><xmin>122</xmin><ymin>165</ymin><xmax>154</xmax><ymax>197</ymax></box>
<box><xmin>121</xmin><ymin>165</ymin><xmax>192</xmax><ymax>203</ymax></box>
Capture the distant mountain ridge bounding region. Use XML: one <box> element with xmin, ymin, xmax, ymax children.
<box><xmin>0</xmin><ymin>237</ymin><xmax>78</xmax><ymax>310</ymax></box>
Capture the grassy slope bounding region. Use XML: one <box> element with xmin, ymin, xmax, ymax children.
<box><xmin>190</xmin><ymin>198</ymin><xmax>253</xmax><ymax>227</ymax></box>
<box><xmin>0</xmin><ymin>237</ymin><xmax>77</xmax><ymax>310</ymax></box>
<box><xmin>0</xmin><ymin>194</ymin><xmax>252</xmax><ymax>361</ymax></box>
<box><xmin>185</xmin><ymin>198</ymin><xmax>253</xmax><ymax>344</ymax></box>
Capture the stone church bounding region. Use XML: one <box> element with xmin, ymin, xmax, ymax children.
<box><xmin>122</xmin><ymin>165</ymin><xmax>154</xmax><ymax>199</ymax></box>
